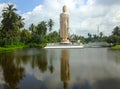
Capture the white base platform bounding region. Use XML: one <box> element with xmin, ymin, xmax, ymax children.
<box><xmin>44</xmin><ymin>45</ymin><xmax>84</xmax><ymax>49</ymax></box>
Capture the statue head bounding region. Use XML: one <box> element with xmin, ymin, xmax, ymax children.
<box><xmin>63</xmin><ymin>5</ymin><xmax>67</xmax><ymax>12</ymax></box>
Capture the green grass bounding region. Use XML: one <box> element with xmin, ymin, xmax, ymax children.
<box><xmin>111</xmin><ymin>45</ymin><xmax>120</xmax><ymax>50</ymax></box>
<box><xmin>0</xmin><ymin>45</ymin><xmax>24</xmax><ymax>51</ymax></box>
<box><xmin>26</xmin><ymin>43</ymin><xmax>47</xmax><ymax>48</ymax></box>
<box><xmin>0</xmin><ymin>43</ymin><xmax>46</xmax><ymax>51</ymax></box>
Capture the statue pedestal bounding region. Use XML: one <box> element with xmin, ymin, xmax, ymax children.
<box><xmin>61</xmin><ymin>38</ymin><xmax>70</xmax><ymax>43</ymax></box>
<box><xmin>60</xmin><ymin>39</ymin><xmax>71</xmax><ymax>45</ymax></box>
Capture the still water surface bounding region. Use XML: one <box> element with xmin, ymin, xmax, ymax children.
<box><xmin>0</xmin><ymin>48</ymin><xmax>120</xmax><ymax>89</ymax></box>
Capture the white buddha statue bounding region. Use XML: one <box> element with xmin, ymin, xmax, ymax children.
<box><xmin>60</xmin><ymin>5</ymin><xmax>69</xmax><ymax>43</ymax></box>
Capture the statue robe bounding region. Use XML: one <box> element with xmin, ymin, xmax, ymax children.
<box><xmin>60</xmin><ymin>12</ymin><xmax>69</xmax><ymax>40</ymax></box>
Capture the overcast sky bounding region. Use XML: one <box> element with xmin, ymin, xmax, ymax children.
<box><xmin>0</xmin><ymin>0</ymin><xmax>120</xmax><ymax>36</ymax></box>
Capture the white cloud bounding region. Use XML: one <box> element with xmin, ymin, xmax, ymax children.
<box><xmin>94</xmin><ymin>0</ymin><xmax>120</xmax><ymax>5</ymax></box>
<box><xmin>1</xmin><ymin>0</ymin><xmax>120</xmax><ymax>36</ymax></box>
<box><xmin>0</xmin><ymin>3</ymin><xmax>7</xmax><ymax>21</ymax></box>
<box><xmin>0</xmin><ymin>3</ymin><xmax>17</xmax><ymax>22</ymax></box>
<box><xmin>0</xmin><ymin>3</ymin><xmax>7</xmax><ymax>11</ymax></box>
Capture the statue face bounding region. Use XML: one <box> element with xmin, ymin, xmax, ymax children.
<box><xmin>63</xmin><ymin>5</ymin><xmax>67</xmax><ymax>12</ymax></box>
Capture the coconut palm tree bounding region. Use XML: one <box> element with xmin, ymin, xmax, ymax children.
<box><xmin>112</xmin><ymin>26</ymin><xmax>120</xmax><ymax>36</ymax></box>
<box><xmin>1</xmin><ymin>4</ymin><xmax>24</xmax><ymax>46</ymax></box>
<box><xmin>29</xmin><ymin>23</ymin><xmax>36</xmax><ymax>34</ymax></box>
<box><xmin>37</xmin><ymin>21</ymin><xmax>47</xmax><ymax>36</ymax></box>
<box><xmin>100</xmin><ymin>32</ymin><xmax>103</xmax><ymax>38</ymax></box>
<box><xmin>48</xmin><ymin>19</ymin><xmax>54</xmax><ymax>32</ymax></box>
<box><xmin>20</xmin><ymin>29</ymin><xmax>31</xmax><ymax>44</ymax></box>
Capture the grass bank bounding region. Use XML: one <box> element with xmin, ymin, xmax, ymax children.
<box><xmin>0</xmin><ymin>45</ymin><xmax>24</xmax><ymax>51</ymax></box>
<box><xmin>111</xmin><ymin>45</ymin><xmax>120</xmax><ymax>50</ymax></box>
<box><xmin>0</xmin><ymin>43</ymin><xmax>46</xmax><ymax>51</ymax></box>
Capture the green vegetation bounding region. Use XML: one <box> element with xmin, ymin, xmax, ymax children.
<box><xmin>107</xmin><ymin>26</ymin><xmax>120</xmax><ymax>45</ymax></box>
<box><xmin>107</xmin><ymin>26</ymin><xmax>120</xmax><ymax>50</ymax></box>
<box><xmin>0</xmin><ymin>4</ymin><xmax>56</xmax><ymax>51</ymax></box>
<box><xmin>84</xmin><ymin>32</ymin><xmax>107</xmax><ymax>43</ymax></box>
<box><xmin>111</xmin><ymin>45</ymin><xmax>120</xmax><ymax>50</ymax></box>
<box><xmin>0</xmin><ymin>45</ymin><xmax>24</xmax><ymax>51</ymax></box>
<box><xmin>0</xmin><ymin>4</ymin><xmax>24</xmax><ymax>46</ymax></box>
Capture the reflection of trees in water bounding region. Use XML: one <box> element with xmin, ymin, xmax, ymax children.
<box><xmin>93</xmin><ymin>78</ymin><xmax>120</xmax><ymax>89</ymax></box>
<box><xmin>48</xmin><ymin>58</ymin><xmax>54</xmax><ymax>74</ymax></box>
<box><xmin>61</xmin><ymin>49</ymin><xmax>70</xmax><ymax>89</ymax></box>
<box><xmin>0</xmin><ymin>49</ymin><xmax>51</xmax><ymax>89</ymax></box>
<box><xmin>107</xmin><ymin>50</ymin><xmax>120</xmax><ymax>64</ymax></box>
<box><xmin>0</xmin><ymin>52</ymin><xmax>25</xmax><ymax>89</ymax></box>
<box><xmin>30</xmin><ymin>49</ymin><xmax>48</xmax><ymax>73</ymax></box>
<box><xmin>48</xmin><ymin>50</ymin><xmax>55</xmax><ymax>74</ymax></box>
<box><xmin>36</xmin><ymin>52</ymin><xmax>47</xmax><ymax>73</ymax></box>
<box><xmin>70</xmin><ymin>78</ymin><xmax>120</xmax><ymax>89</ymax></box>
<box><xmin>21</xmin><ymin>54</ymin><xmax>30</xmax><ymax>65</ymax></box>
<box><xmin>71</xmin><ymin>80</ymin><xmax>92</xmax><ymax>89</ymax></box>
<box><xmin>14</xmin><ymin>49</ymin><xmax>48</xmax><ymax>73</ymax></box>
<box><xmin>31</xmin><ymin>55</ymin><xmax>36</xmax><ymax>69</ymax></box>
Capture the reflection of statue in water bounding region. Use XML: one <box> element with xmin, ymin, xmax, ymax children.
<box><xmin>61</xmin><ymin>49</ymin><xmax>70</xmax><ymax>89</ymax></box>
<box><xmin>60</xmin><ymin>5</ymin><xmax>69</xmax><ymax>43</ymax></box>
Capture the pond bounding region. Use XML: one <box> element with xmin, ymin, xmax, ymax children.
<box><xmin>0</xmin><ymin>48</ymin><xmax>120</xmax><ymax>89</ymax></box>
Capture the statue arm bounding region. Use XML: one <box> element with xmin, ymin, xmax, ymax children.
<box><xmin>60</xmin><ymin>14</ymin><xmax>62</xmax><ymax>37</ymax></box>
<box><xmin>60</xmin><ymin>14</ymin><xmax>62</xmax><ymax>27</ymax></box>
<box><xmin>67</xmin><ymin>15</ymin><xmax>69</xmax><ymax>30</ymax></box>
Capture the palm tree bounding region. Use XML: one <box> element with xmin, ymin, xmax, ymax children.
<box><xmin>2</xmin><ymin>4</ymin><xmax>17</xmax><ymax>31</ymax></box>
<box><xmin>112</xmin><ymin>26</ymin><xmax>120</xmax><ymax>36</ymax></box>
<box><xmin>48</xmin><ymin>19</ymin><xmax>54</xmax><ymax>32</ymax></box>
<box><xmin>88</xmin><ymin>33</ymin><xmax>92</xmax><ymax>38</ymax></box>
<box><xmin>100</xmin><ymin>32</ymin><xmax>103</xmax><ymax>38</ymax></box>
<box><xmin>37</xmin><ymin>21</ymin><xmax>47</xmax><ymax>36</ymax></box>
<box><xmin>20</xmin><ymin>29</ymin><xmax>31</xmax><ymax>44</ymax></box>
<box><xmin>29</xmin><ymin>23</ymin><xmax>36</xmax><ymax>34</ymax></box>
<box><xmin>17</xmin><ymin>16</ymin><xmax>24</xmax><ymax>28</ymax></box>
<box><xmin>1</xmin><ymin>4</ymin><xmax>24</xmax><ymax>46</ymax></box>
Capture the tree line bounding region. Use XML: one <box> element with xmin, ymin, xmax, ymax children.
<box><xmin>70</xmin><ymin>27</ymin><xmax>120</xmax><ymax>45</ymax></box>
<box><xmin>0</xmin><ymin>4</ymin><xmax>60</xmax><ymax>48</ymax></box>
<box><xmin>0</xmin><ymin>4</ymin><xmax>120</xmax><ymax>48</ymax></box>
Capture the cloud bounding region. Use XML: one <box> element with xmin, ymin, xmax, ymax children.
<box><xmin>0</xmin><ymin>3</ymin><xmax>17</xmax><ymax>22</ymax></box>
<box><xmin>0</xmin><ymin>3</ymin><xmax>7</xmax><ymax>21</ymax></box>
<box><xmin>1</xmin><ymin>0</ymin><xmax>120</xmax><ymax>36</ymax></box>
<box><xmin>0</xmin><ymin>3</ymin><xmax>7</xmax><ymax>11</ymax></box>
<box><xmin>94</xmin><ymin>0</ymin><xmax>120</xmax><ymax>5</ymax></box>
